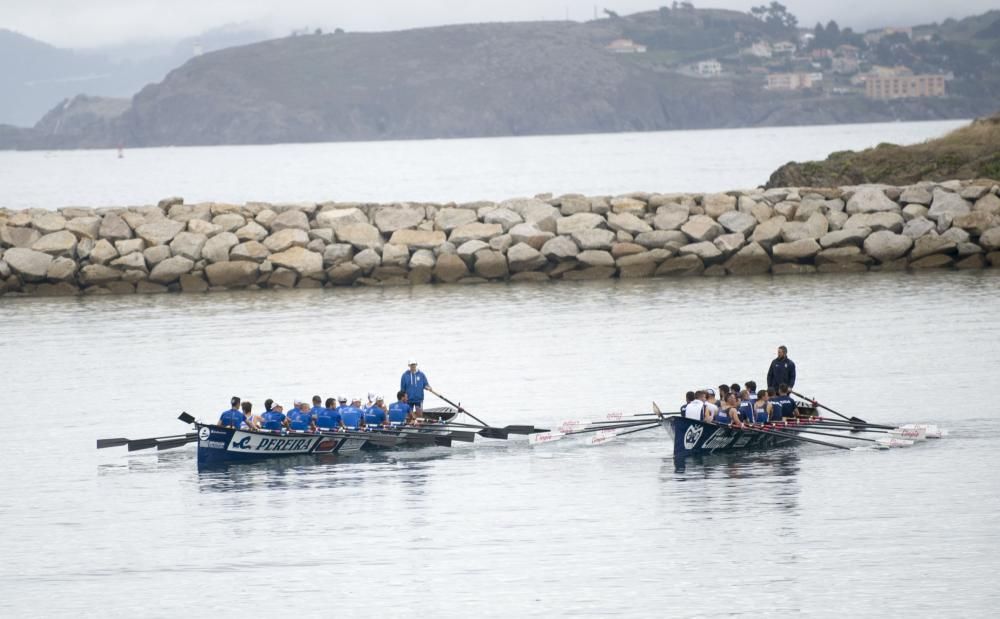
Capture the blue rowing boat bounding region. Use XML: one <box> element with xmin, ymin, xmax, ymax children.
<box><xmin>664</xmin><ymin>404</ymin><xmax>822</xmax><ymax>457</ymax></box>
<box><xmin>195</xmin><ymin>423</ymin><xmax>370</xmax><ymax>465</ymax></box>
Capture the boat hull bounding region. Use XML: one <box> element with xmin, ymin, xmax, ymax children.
<box><xmin>196</xmin><ymin>424</ymin><xmax>368</xmax><ymax>465</ymax></box>
<box><xmin>664</xmin><ymin>416</ymin><xmax>796</xmax><ymax>457</ymax></box>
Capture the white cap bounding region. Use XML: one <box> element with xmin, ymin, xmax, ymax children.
<box><xmin>375</xmin><ymin>395</ymin><xmax>384</xmax><ymax>401</ymax></box>
<box><xmin>407</xmin><ymin>359</ymin><xmax>417</xmax><ymax>365</ymax></box>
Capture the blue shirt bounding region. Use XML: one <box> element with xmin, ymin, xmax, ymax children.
<box><xmin>260</xmin><ymin>410</ymin><xmax>286</xmax><ymax>431</ymax></box>
<box><xmin>400</xmin><ymin>370</ymin><xmax>429</xmax><ymax>403</ymax></box>
<box><xmin>339</xmin><ymin>406</ymin><xmax>364</xmax><ymax>429</ymax></box>
<box><xmin>219</xmin><ymin>408</ymin><xmax>243</xmax><ymax>428</ymax></box>
<box><xmin>737</xmin><ymin>401</ymin><xmax>754</xmax><ymax>422</ymax></box>
<box><xmin>771</xmin><ymin>395</ymin><xmax>795</xmax><ymax>420</ymax></box>
<box><xmin>288</xmin><ymin>409</ymin><xmax>314</xmax><ymax>431</ymax></box>
<box><xmin>364</xmin><ymin>406</ymin><xmax>387</xmax><ymax>426</ymax></box>
<box><xmin>315</xmin><ymin>408</ymin><xmax>342</xmax><ymax>430</ymax></box>
<box><xmin>388</xmin><ymin>401</ymin><xmax>410</xmax><ymax>424</ymax></box>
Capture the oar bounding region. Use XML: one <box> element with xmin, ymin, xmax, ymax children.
<box><xmin>427</xmin><ymin>390</ymin><xmax>491</xmax><ymax>427</ymax></box>
<box><xmin>762</xmin><ymin>423</ymin><xmax>878</xmax><ymax>443</ymax></box>
<box><xmin>733</xmin><ymin>422</ymin><xmax>852</xmax><ymax>451</ymax></box>
<box><xmin>128</xmin><ymin>433</ymin><xmax>198</xmax><ymax>451</ymax></box>
<box><xmin>530</xmin><ymin>419</ymin><xmax>660</xmax><ymax>445</ymax></box>
<box><xmin>791</xmin><ymin>391</ymin><xmax>867</xmax><ymax>424</ymax></box>
<box><xmin>97</xmin><ymin>432</ymin><xmax>192</xmax><ymax>449</ymax></box>
<box><xmin>799</xmin><ymin>417</ymin><xmax>895</xmax><ymax>431</ymax></box>
<box><xmin>157</xmin><ymin>436</ymin><xmax>199</xmax><ymax>450</ymax></box>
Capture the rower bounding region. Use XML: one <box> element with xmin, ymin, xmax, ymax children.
<box><xmin>260</xmin><ymin>398</ymin><xmax>288</xmax><ymax>431</ymax></box>
<box><xmin>309</xmin><ymin>395</ymin><xmax>326</xmax><ymax>419</ymax></box>
<box><xmin>684</xmin><ymin>390</ymin><xmax>706</xmax><ymax>421</ymax></box>
<box><xmin>680</xmin><ymin>391</ymin><xmax>695</xmax><ymax>417</ymax></box>
<box><xmin>315</xmin><ymin>397</ymin><xmax>343</xmax><ymax>431</ymax></box>
<box><xmin>736</xmin><ymin>391</ymin><xmax>755</xmax><ymax>423</ymax></box>
<box><xmin>365</xmin><ymin>395</ymin><xmax>388</xmax><ymax>428</ymax></box>
<box><xmin>774</xmin><ymin>384</ymin><xmax>798</xmax><ymax>420</ymax></box>
<box><xmin>340</xmin><ymin>398</ymin><xmax>365</xmax><ymax>430</ymax></box>
<box><xmin>388</xmin><ymin>391</ymin><xmax>411</xmax><ymax>425</ymax></box>
<box><xmin>241</xmin><ymin>401</ymin><xmax>259</xmax><ymax>431</ymax></box>
<box><xmin>703</xmin><ymin>388</ymin><xmax>719</xmax><ymax>423</ymax></box>
<box><xmin>745</xmin><ymin>381</ymin><xmax>758</xmax><ymax>402</ymax></box>
<box><xmin>287</xmin><ymin>401</ymin><xmax>316</xmax><ymax>432</ymax></box>
<box><xmin>753</xmin><ymin>390</ymin><xmax>772</xmax><ymax>423</ymax></box>
<box><xmin>219</xmin><ymin>396</ymin><xmax>243</xmax><ymax>428</ymax></box>
<box><xmin>400</xmin><ymin>360</ymin><xmax>430</xmax><ymax>420</ymax></box>
<box><xmin>715</xmin><ymin>394</ymin><xmax>738</xmax><ymax>425</ymax></box>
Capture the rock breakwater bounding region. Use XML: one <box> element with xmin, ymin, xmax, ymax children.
<box><xmin>2</xmin><ymin>181</ymin><xmax>999</xmax><ymax>297</ymax></box>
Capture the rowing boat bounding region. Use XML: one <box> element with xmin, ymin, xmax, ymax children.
<box><xmin>195</xmin><ymin>423</ymin><xmax>370</xmax><ymax>465</ymax></box>
<box><xmin>664</xmin><ymin>404</ymin><xmax>824</xmax><ymax>457</ymax></box>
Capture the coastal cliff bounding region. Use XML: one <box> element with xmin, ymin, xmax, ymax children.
<box><xmin>2</xmin><ymin>180</ymin><xmax>999</xmax><ymax>298</ymax></box>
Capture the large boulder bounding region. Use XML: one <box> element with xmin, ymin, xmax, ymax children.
<box><xmin>724</xmin><ymin>242</ymin><xmax>770</xmax><ymax>275</ymax></box>
<box><xmin>653</xmin><ymin>204</ymin><xmax>690</xmax><ymax>231</ymax></box>
<box><xmin>212</xmin><ymin>213</ymin><xmax>246</xmax><ymax>232</ymax></box>
<box><xmin>816</xmin><ymin>246</ymin><xmax>872</xmax><ymax>265</ymax></box>
<box><xmin>541</xmin><ymin>236</ymin><xmax>579</xmax><ymax>260</ymax></box>
<box><xmin>235</xmin><ymin>221</ymin><xmax>269</xmax><ymax>242</ymax></box>
<box><xmin>323</xmin><ymin>243</ymin><xmax>355</xmax><ymax>266</ymax></box>
<box><xmin>32</xmin><ymin>231</ymin><xmax>77</xmax><ymax>256</ymax></box>
<box><xmin>380</xmin><ymin>243</ymin><xmax>410</xmax><ymax>268</ymax></box>
<box><xmin>111</xmin><ymin>251</ymin><xmax>148</xmax><ymax>271</ymax></box>
<box><xmin>3</xmin><ymin>248</ymin><xmax>53</xmax><ymax>280</ymax></box>
<box><xmin>927</xmin><ymin>189</ymin><xmax>971</xmax><ymax>224</ymax></box>
<box><xmin>952</xmin><ymin>212</ymin><xmax>995</xmax><ymax>236</ymax></box>
<box><xmin>577</xmin><ymin>250</ymin><xmax>615</xmax><ymax>267</ymax></box>
<box><xmin>863</xmin><ymin>230</ymin><xmax>914</xmax><ymax>262</ymax></box>
<box><xmin>607</xmin><ymin>212</ymin><xmax>652</xmax><ymax>235</ymax></box>
<box><xmin>204</xmin><ymin>232</ymin><xmax>240</xmax><ymax>262</ymax></box>
<box><xmin>316</xmin><ymin>207</ymin><xmax>368</xmax><ymax>230</ymax></box>
<box><xmin>655</xmin><ymin>254</ymin><xmax>704</xmax><ymax>276</ymax></box>
<box><xmin>65</xmin><ymin>216</ymin><xmax>101</xmax><ymax>240</ymax></box>
<box><xmin>910</xmin><ymin>234</ymin><xmax>956</xmax><ymax>260</ymax></box>
<box><xmin>556</xmin><ymin>213</ymin><xmax>605</xmax><ymax>235</ymax></box>
<box><xmin>508</xmin><ymin>223</ymin><xmax>553</xmax><ymax>249</ymax></box>
<box><xmin>846</xmin><ymin>188</ymin><xmax>900</xmax><ymax>214</ymax></box>
<box><xmin>434</xmin><ymin>208</ymin><xmax>479</xmax><ymax>231</ymax></box>
<box><xmin>901</xmin><ymin>217</ymin><xmax>936</xmax><ymax>239</ymax></box>
<box><xmin>230</xmin><ymin>241</ymin><xmax>270</xmax><ymax>263</ymax></box>
<box><xmin>374</xmin><ymin>205</ymin><xmax>426</xmax><ymax>233</ymax></box>
<box><xmin>326</xmin><ymin>262</ymin><xmax>363</xmax><ymax>285</ymax></box>
<box><xmin>1</xmin><ymin>225</ymin><xmax>41</xmax><ymax>248</ymax></box>
<box><xmin>388</xmin><ymin>229</ymin><xmax>446</xmax><ymax>249</ymax></box>
<box><xmin>149</xmin><ymin>256</ymin><xmax>195</xmax><ymax>283</ymax></box>
<box><xmin>679</xmin><ymin>241</ymin><xmax>722</xmax><ymax>262</ymax></box>
<box><xmin>978</xmin><ymin>227</ymin><xmax>1000</xmax><ymax>251</ymax></box>
<box><xmin>450</xmin><ymin>223</ymin><xmax>503</xmax><ymax>245</ymax></box>
<box><xmin>353</xmin><ymin>248</ymin><xmax>382</xmax><ymax>274</ymax></box>
<box><xmin>610</xmin><ymin>197</ymin><xmax>647</xmax><ymax>214</ymax></box>
<box><xmin>772</xmin><ymin>239</ymin><xmax>821</xmax><ymax>261</ymax></box>
<box><xmin>718</xmin><ymin>211</ymin><xmax>757</xmax><ymax>235</ymax></box>
<box><xmin>681</xmin><ymin>215</ymin><xmax>723</xmax><ymax>242</ymax></box>
<box><xmin>974</xmin><ymin>193</ymin><xmax>1000</xmax><ymax>215</ymax></box>
<box><xmin>32</xmin><ymin>213</ymin><xmax>67</xmax><ymax>234</ymax></box>
<box><xmin>269</xmin><ymin>247</ymin><xmax>323</xmax><ymax>275</ymax></box>
<box><xmin>702</xmin><ymin>193</ymin><xmax>737</xmax><ymax>218</ymax></box>
<box><xmin>79</xmin><ymin>264</ymin><xmax>122</xmax><ymax>285</ymax></box>
<box><xmin>843</xmin><ymin>212</ymin><xmax>904</xmax><ymax>233</ymax></box>
<box><xmin>571</xmin><ymin>228</ymin><xmax>615</xmax><ymax>250</ymax></box>
<box><xmin>136</xmin><ymin>220</ymin><xmax>185</xmax><ymax>246</ymax></box>
<box><xmin>270</xmin><ymin>209</ymin><xmax>310</xmax><ymax>232</ymax></box>
<box><xmin>503</xmin><ymin>198</ymin><xmax>559</xmax><ymax>233</ymax></box>
<box><xmin>558</xmin><ymin>196</ymin><xmax>591</xmax><ymax>215</ymax></box>
<box><xmin>473</xmin><ymin>250</ymin><xmax>508</xmax><ymax>279</ymax></box>
<box><xmin>206</xmin><ymin>261</ymin><xmax>259</xmax><ymax>287</ymax></box>
<box><xmin>713</xmin><ymin>232</ymin><xmax>746</xmax><ymax>257</ymax></box>
<box><xmin>507</xmin><ymin>243</ymin><xmax>546</xmax><ymax>272</ymax></box>
<box><xmin>819</xmin><ymin>227</ymin><xmax>871</xmax><ymax>248</ymax></box>
<box><xmin>433</xmin><ymin>253</ymin><xmax>469</xmax><ymax>283</ymax></box>
<box><xmin>89</xmin><ymin>239</ymin><xmax>118</xmax><ymax>264</ymax></box>
<box><xmin>169</xmin><ymin>232</ymin><xmax>208</xmax><ymax>261</ymax></box>
<box><xmin>482</xmin><ymin>208</ymin><xmax>523</xmax><ymax>232</ymax></box>
<box><xmin>336</xmin><ymin>223</ymin><xmax>384</xmax><ymax>250</ymax></box>
<box><xmin>634</xmin><ymin>230</ymin><xmax>687</xmax><ymax>249</ymax></box>
<box><xmin>98</xmin><ymin>213</ymin><xmax>132</xmax><ymax>240</ymax></box>
<box><xmin>900</xmin><ymin>186</ymin><xmax>933</xmax><ymax>205</ymax></box>
<box><xmin>457</xmin><ymin>240</ymin><xmax>490</xmax><ymax>265</ymax></box>
<box><xmin>46</xmin><ymin>257</ymin><xmax>77</xmax><ymax>281</ymax></box>
<box><xmin>751</xmin><ymin>216</ymin><xmax>786</xmax><ymax>250</ymax></box>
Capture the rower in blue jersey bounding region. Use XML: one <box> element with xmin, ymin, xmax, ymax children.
<box><xmin>388</xmin><ymin>391</ymin><xmax>411</xmax><ymax>425</ymax></box>
<box><xmin>287</xmin><ymin>401</ymin><xmax>316</xmax><ymax>432</ymax></box>
<box><xmin>309</xmin><ymin>395</ymin><xmax>327</xmax><ymax>420</ymax></box>
<box><xmin>736</xmin><ymin>392</ymin><xmax>755</xmax><ymax>423</ymax></box>
<box><xmin>716</xmin><ymin>393</ymin><xmax>738</xmax><ymax>425</ymax></box>
<box><xmin>400</xmin><ymin>360</ymin><xmax>430</xmax><ymax>418</ymax></box>
<box><xmin>219</xmin><ymin>396</ymin><xmax>244</xmax><ymax>428</ymax></box>
<box><xmin>259</xmin><ymin>398</ymin><xmax>288</xmax><ymax>431</ymax></box>
<box><xmin>753</xmin><ymin>391</ymin><xmax>772</xmax><ymax>423</ymax></box>
<box><xmin>315</xmin><ymin>397</ymin><xmax>343</xmax><ymax>431</ymax></box>
<box><xmin>769</xmin><ymin>384</ymin><xmax>796</xmax><ymax>421</ymax></box>
<box><xmin>364</xmin><ymin>395</ymin><xmax>388</xmax><ymax>428</ymax></box>
<box><xmin>339</xmin><ymin>398</ymin><xmax>365</xmax><ymax>430</ymax></box>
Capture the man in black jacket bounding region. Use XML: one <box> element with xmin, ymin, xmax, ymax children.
<box><xmin>767</xmin><ymin>345</ymin><xmax>796</xmax><ymax>391</ymax></box>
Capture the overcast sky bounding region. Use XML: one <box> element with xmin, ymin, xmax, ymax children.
<box><xmin>3</xmin><ymin>0</ymin><xmax>997</xmax><ymax>48</ymax></box>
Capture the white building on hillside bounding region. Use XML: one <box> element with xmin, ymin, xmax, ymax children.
<box><xmin>605</xmin><ymin>39</ymin><xmax>647</xmax><ymax>53</ymax></box>
<box><xmin>697</xmin><ymin>59</ymin><xmax>722</xmax><ymax>77</ymax></box>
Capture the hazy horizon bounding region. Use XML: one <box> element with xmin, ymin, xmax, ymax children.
<box><xmin>2</xmin><ymin>0</ymin><xmax>998</xmax><ymax>49</ymax></box>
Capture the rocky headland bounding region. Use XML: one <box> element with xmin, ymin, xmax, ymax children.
<box><xmin>2</xmin><ymin>181</ymin><xmax>999</xmax><ymax>298</ymax></box>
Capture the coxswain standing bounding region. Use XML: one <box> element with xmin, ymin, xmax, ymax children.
<box><xmin>400</xmin><ymin>360</ymin><xmax>431</xmax><ymax>420</ymax></box>
<box><xmin>767</xmin><ymin>346</ymin><xmax>797</xmax><ymax>392</ymax></box>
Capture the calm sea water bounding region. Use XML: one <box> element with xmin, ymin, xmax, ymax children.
<box><xmin>0</xmin><ymin>119</ymin><xmax>967</xmax><ymax>210</ymax></box>
<box><xmin>2</xmin><ymin>272</ymin><xmax>999</xmax><ymax>617</ymax></box>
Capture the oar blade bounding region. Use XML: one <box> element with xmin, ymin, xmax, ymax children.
<box><xmin>528</xmin><ymin>431</ymin><xmax>565</xmax><ymax>445</ymax></box>
<box><xmin>178</xmin><ymin>412</ymin><xmax>196</xmax><ymax>425</ymax></box>
<box><xmin>478</xmin><ymin>427</ymin><xmax>510</xmax><ymax>440</ymax></box>
<box><xmin>444</xmin><ymin>431</ymin><xmax>477</xmax><ymax>443</ymax></box>
<box><xmin>96</xmin><ymin>438</ymin><xmax>129</xmax><ymax>449</ymax></box>
<box><xmin>157</xmin><ymin>437</ymin><xmax>197</xmax><ymax>451</ymax></box>
<box><xmin>587</xmin><ymin>429</ymin><xmax>618</xmax><ymax>446</ymax></box>
<box><xmin>502</xmin><ymin>425</ymin><xmax>537</xmax><ymax>435</ymax></box>
<box><xmin>433</xmin><ymin>435</ymin><xmax>453</xmax><ymax>447</ymax></box>
<box><xmin>127</xmin><ymin>439</ymin><xmax>157</xmax><ymax>452</ymax></box>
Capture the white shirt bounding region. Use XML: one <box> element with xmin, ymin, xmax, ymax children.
<box><xmin>704</xmin><ymin>402</ymin><xmax>719</xmax><ymax>421</ymax></box>
<box><xmin>685</xmin><ymin>400</ymin><xmax>705</xmax><ymax>421</ymax></box>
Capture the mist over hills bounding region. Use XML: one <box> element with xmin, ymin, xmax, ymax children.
<box><xmin>2</xmin><ymin>7</ymin><xmax>999</xmax><ymax>150</ymax></box>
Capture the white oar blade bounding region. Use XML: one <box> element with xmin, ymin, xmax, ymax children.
<box><xmin>889</xmin><ymin>426</ymin><xmax>926</xmax><ymax>441</ymax></box>
<box><xmin>586</xmin><ymin>429</ymin><xmax>617</xmax><ymax>446</ymax></box>
<box><xmin>528</xmin><ymin>431</ymin><xmax>565</xmax><ymax>446</ymax></box>
<box><xmin>876</xmin><ymin>437</ymin><xmax>914</xmax><ymax>448</ymax></box>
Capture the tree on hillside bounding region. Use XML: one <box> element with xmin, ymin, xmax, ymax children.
<box><xmin>750</xmin><ymin>2</ymin><xmax>798</xmax><ymax>36</ymax></box>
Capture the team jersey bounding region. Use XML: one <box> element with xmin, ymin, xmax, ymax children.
<box><xmin>716</xmin><ymin>409</ymin><xmax>732</xmax><ymax>424</ymax></box>
<box><xmin>315</xmin><ymin>408</ymin><xmax>342</xmax><ymax>430</ymax></box>
<box><xmin>287</xmin><ymin>410</ymin><xmax>314</xmax><ymax>431</ymax></box>
<box><xmin>737</xmin><ymin>401</ymin><xmax>754</xmax><ymax>422</ymax></box>
<box><xmin>364</xmin><ymin>406</ymin><xmax>387</xmax><ymax>426</ymax></box>
<box><xmin>388</xmin><ymin>402</ymin><xmax>410</xmax><ymax>424</ymax></box>
<box><xmin>400</xmin><ymin>371</ymin><xmax>429</xmax><ymax>403</ymax></box>
<box><xmin>260</xmin><ymin>411</ymin><xmax>286</xmax><ymax>431</ymax></box>
<box><xmin>219</xmin><ymin>408</ymin><xmax>243</xmax><ymax>428</ymax></box>
<box><xmin>339</xmin><ymin>406</ymin><xmax>364</xmax><ymax>429</ymax></box>
<box><xmin>684</xmin><ymin>400</ymin><xmax>705</xmax><ymax>421</ymax></box>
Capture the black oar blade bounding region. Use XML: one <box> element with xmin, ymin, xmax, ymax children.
<box><xmin>178</xmin><ymin>412</ymin><xmax>196</xmax><ymax>425</ymax></box>
<box><xmin>157</xmin><ymin>437</ymin><xmax>197</xmax><ymax>451</ymax></box>
<box><xmin>96</xmin><ymin>438</ymin><xmax>129</xmax><ymax>449</ymax></box>
<box><xmin>127</xmin><ymin>439</ymin><xmax>157</xmax><ymax>451</ymax></box>
<box><xmin>478</xmin><ymin>428</ymin><xmax>509</xmax><ymax>440</ymax></box>
<box><xmin>445</xmin><ymin>431</ymin><xmax>477</xmax><ymax>443</ymax></box>
<box><xmin>502</xmin><ymin>425</ymin><xmax>537</xmax><ymax>435</ymax></box>
<box><xmin>402</xmin><ymin>433</ymin><xmax>438</xmax><ymax>445</ymax></box>
<box><xmin>850</xmin><ymin>416</ymin><xmax>869</xmax><ymax>425</ymax></box>
<box><xmin>433</xmin><ymin>436</ymin><xmax>453</xmax><ymax>447</ymax></box>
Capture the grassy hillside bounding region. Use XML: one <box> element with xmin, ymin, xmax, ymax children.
<box><xmin>766</xmin><ymin>113</ymin><xmax>1000</xmax><ymax>187</ymax></box>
